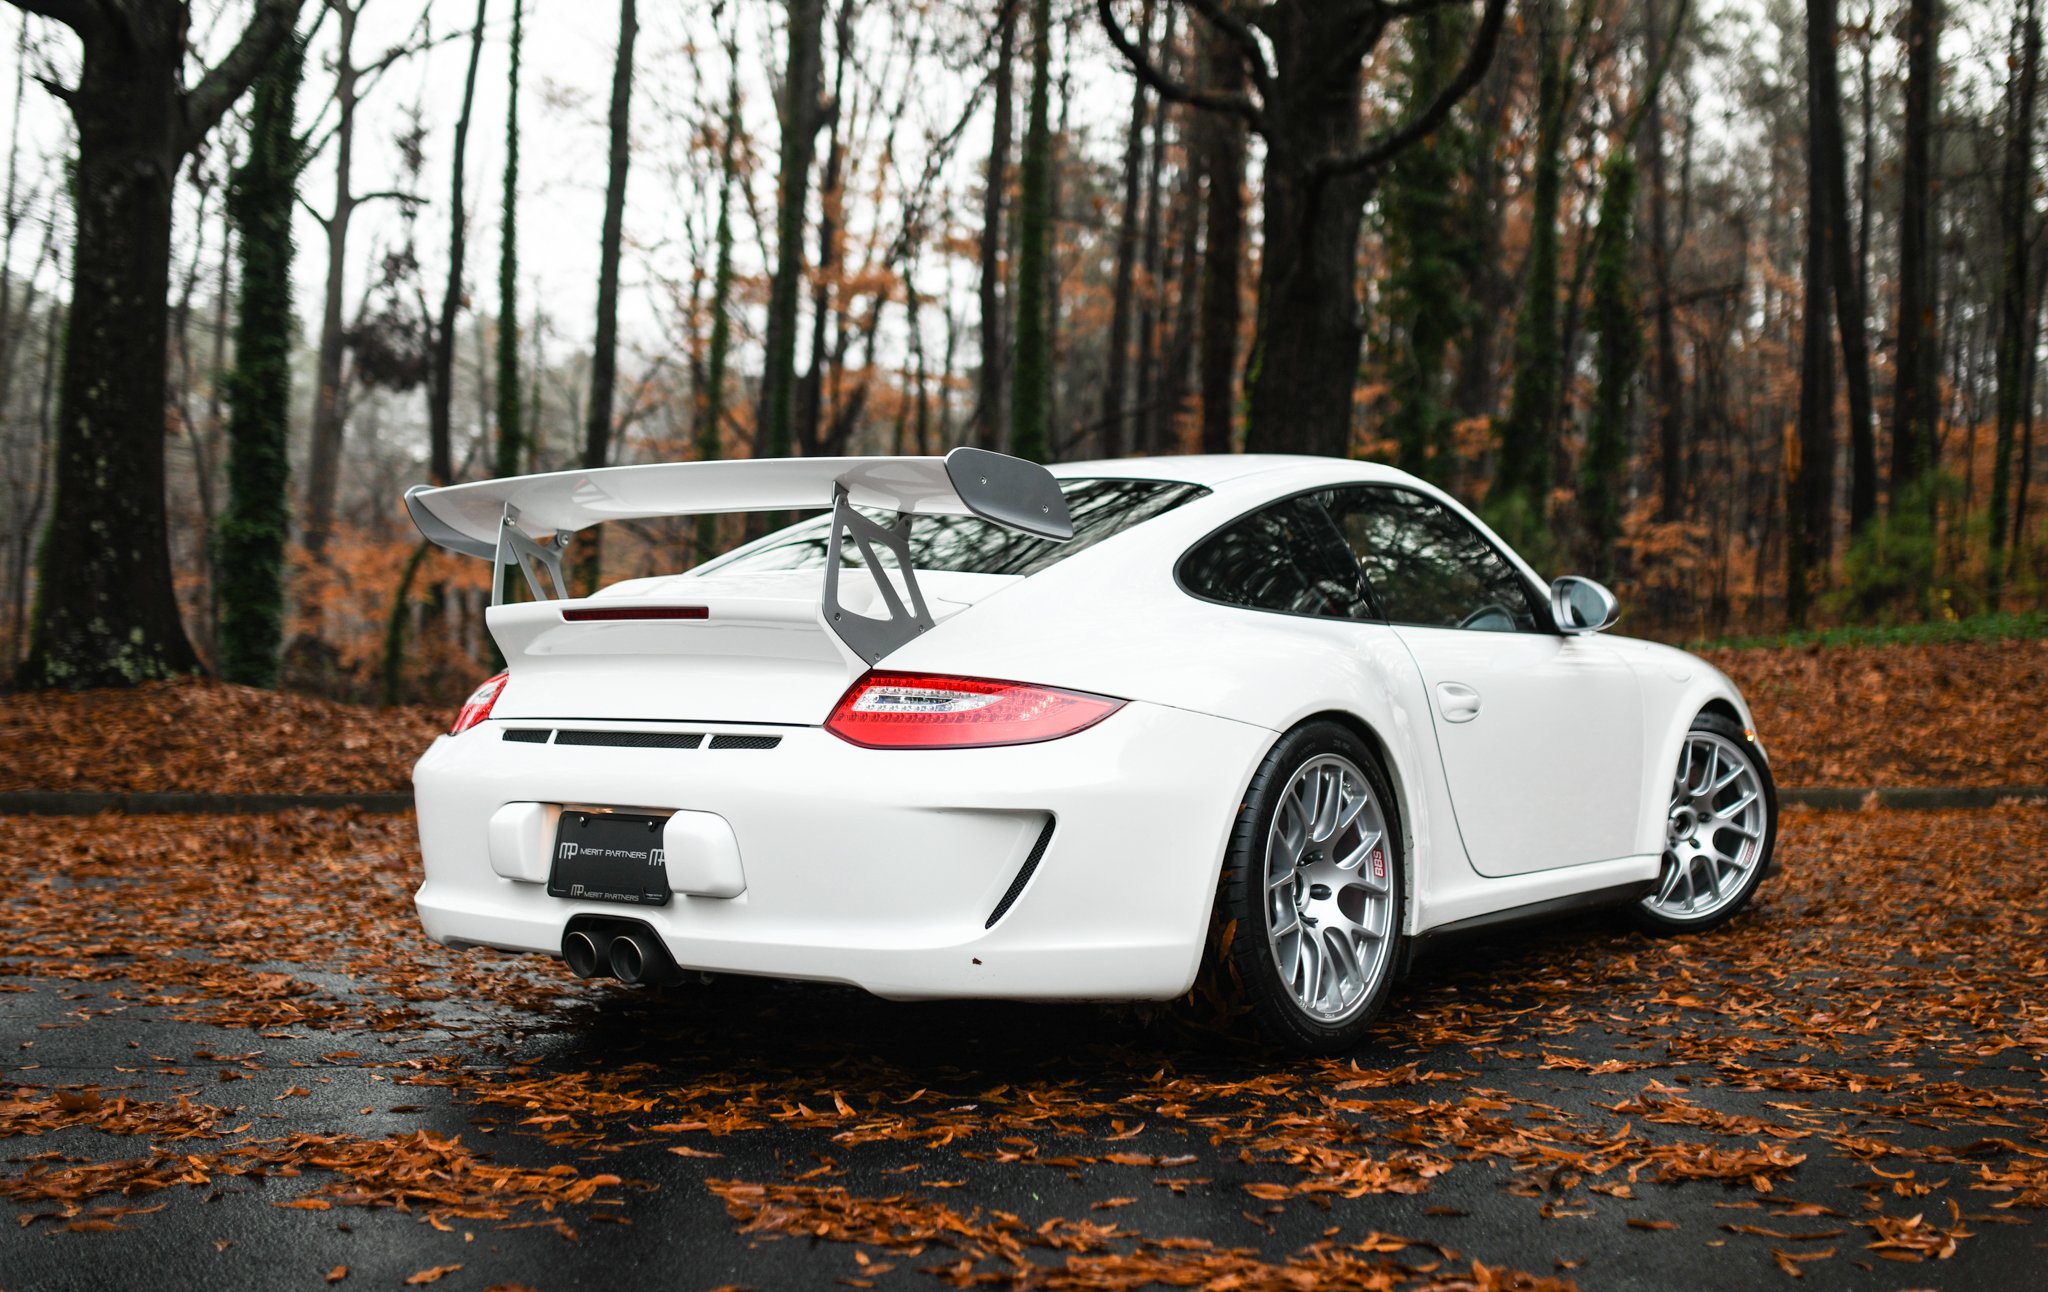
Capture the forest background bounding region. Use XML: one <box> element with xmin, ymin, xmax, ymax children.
<box><xmin>0</xmin><ymin>0</ymin><xmax>2040</xmax><ymax>704</ymax></box>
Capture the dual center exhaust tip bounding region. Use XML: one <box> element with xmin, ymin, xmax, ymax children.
<box><xmin>563</xmin><ymin>927</ymin><xmax>672</xmax><ymax>984</ymax></box>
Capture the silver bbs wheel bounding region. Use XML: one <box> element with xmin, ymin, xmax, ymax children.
<box><xmin>1643</xmin><ymin>730</ymin><xmax>1769</xmax><ymax>923</ymax></box>
<box><xmin>1263</xmin><ymin>754</ymin><xmax>1396</xmax><ymax>1024</ymax></box>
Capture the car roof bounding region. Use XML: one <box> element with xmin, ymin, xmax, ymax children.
<box><xmin>1050</xmin><ymin>454</ymin><xmax>1423</xmax><ymax>491</ymax></box>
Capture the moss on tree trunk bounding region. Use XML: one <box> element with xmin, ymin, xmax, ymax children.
<box><xmin>217</xmin><ymin>35</ymin><xmax>303</xmax><ymax>688</ymax></box>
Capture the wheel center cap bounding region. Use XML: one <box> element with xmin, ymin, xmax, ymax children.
<box><xmin>1668</xmin><ymin>806</ymin><xmax>1699</xmax><ymax>841</ymax></box>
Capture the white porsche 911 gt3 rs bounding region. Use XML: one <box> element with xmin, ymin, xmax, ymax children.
<box><xmin>405</xmin><ymin>449</ymin><xmax>1776</xmax><ymax>1052</ymax></box>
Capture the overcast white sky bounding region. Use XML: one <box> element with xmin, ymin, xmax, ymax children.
<box><xmin>0</xmin><ymin>0</ymin><xmax>1018</xmax><ymax>379</ymax></box>
<box><xmin>0</xmin><ymin>0</ymin><xmax>2007</xmax><ymax>395</ymax></box>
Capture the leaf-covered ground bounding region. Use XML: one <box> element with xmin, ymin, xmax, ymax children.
<box><xmin>0</xmin><ymin>680</ymin><xmax>445</xmax><ymax>794</ymax></box>
<box><xmin>3</xmin><ymin>639</ymin><xmax>2042</xmax><ymax>796</ymax></box>
<box><xmin>2</xmin><ymin>803</ymin><xmax>2044</xmax><ymax>1289</ymax></box>
<box><xmin>1698</xmin><ymin>638</ymin><xmax>2048</xmax><ymax>788</ymax></box>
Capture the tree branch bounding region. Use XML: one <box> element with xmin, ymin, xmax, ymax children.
<box><xmin>178</xmin><ymin>0</ymin><xmax>306</xmax><ymax>157</ymax></box>
<box><xmin>1182</xmin><ymin>0</ymin><xmax>1274</xmax><ymax>98</ymax></box>
<box><xmin>1308</xmin><ymin>0</ymin><xmax>1509</xmax><ymax>181</ymax></box>
<box><xmin>7</xmin><ymin>0</ymin><xmax>98</xmax><ymax>34</ymax></box>
<box><xmin>361</xmin><ymin>19</ymin><xmax>476</xmax><ymax>81</ymax></box>
<box><xmin>1314</xmin><ymin>11</ymin><xmax>1390</xmax><ymax>98</ymax></box>
<box><xmin>1097</xmin><ymin>0</ymin><xmax>1263</xmax><ymax>130</ymax></box>
<box><xmin>1618</xmin><ymin>0</ymin><xmax>1690</xmax><ymax>140</ymax></box>
<box><xmin>1379</xmin><ymin>0</ymin><xmax>1470</xmax><ymax>17</ymax></box>
<box><xmin>32</xmin><ymin>72</ymin><xmax>76</xmax><ymax>107</ymax></box>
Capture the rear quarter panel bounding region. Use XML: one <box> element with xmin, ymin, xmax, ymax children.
<box><xmin>882</xmin><ymin>498</ymin><xmax>1476</xmax><ymax>931</ymax></box>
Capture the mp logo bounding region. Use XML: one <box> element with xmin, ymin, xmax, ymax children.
<box><xmin>558</xmin><ymin>842</ymin><xmax>580</xmax><ymax>860</ymax></box>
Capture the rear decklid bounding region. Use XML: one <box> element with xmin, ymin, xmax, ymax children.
<box><xmin>486</xmin><ymin>568</ymin><xmax>1021</xmax><ymax>724</ymax></box>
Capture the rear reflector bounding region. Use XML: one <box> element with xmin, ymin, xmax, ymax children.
<box><xmin>825</xmin><ymin>672</ymin><xmax>1123</xmax><ymax>750</ymax></box>
<box><xmin>561</xmin><ymin>606</ymin><xmax>710</xmax><ymax>622</ymax></box>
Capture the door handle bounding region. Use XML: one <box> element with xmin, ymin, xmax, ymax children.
<box><xmin>1435</xmin><ymin>681</ymin><xmax>1482</xmax><ymax>723</ymax></box>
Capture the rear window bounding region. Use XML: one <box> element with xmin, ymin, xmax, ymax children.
<box><xmin>702</xmin><ymin>478</ymin><xmax>1208</xmax><ymax>578</ymax></box>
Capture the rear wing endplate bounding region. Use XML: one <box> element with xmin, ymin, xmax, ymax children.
<box><xmin>403</xmin><ymin>448</ymin><xmax>1073</xmax><ymax>664</ymax></box>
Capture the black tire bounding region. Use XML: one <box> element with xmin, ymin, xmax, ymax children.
<box><xmin>1627</xmin><ymin>710</ymin><xmax>1778</xmax><ymax>935</ymax></box>
<box><xmin>1215</xmin><ymin>720</ymin><xmax>1406</xmax><ymax>1054</ymax></box>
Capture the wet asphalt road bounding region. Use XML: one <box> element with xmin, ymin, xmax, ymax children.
<box><xmin>2</xmin><ymin>805</ymin><xmax>2046</xmax><ymax>1291</ymax></box>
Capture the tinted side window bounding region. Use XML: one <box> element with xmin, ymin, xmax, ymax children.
<box><xmin>1179</xmin><ymin>492</ymin><xmax>1375</xmax><ymax>621</ymax></box>
<box><xmin>1327</xmin><ymin>487</ymin><xmax>1541</xmax><ymax>632</ymax></box>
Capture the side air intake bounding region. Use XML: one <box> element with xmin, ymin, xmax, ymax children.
<box><xmin>985</xmin><ymin>817</ymin><xmax>1056</xmax><ymax>929</ymax></box>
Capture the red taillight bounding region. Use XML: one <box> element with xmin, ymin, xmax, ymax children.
<box><xmin>449</xmin><ymin>672</ymin><xmax>509</xmax><ymax>735</ymax></box>
<box><xmin>825</xmin><ymin>672</ymin><xmax>1124</xmax><ymax>749</ymax></box>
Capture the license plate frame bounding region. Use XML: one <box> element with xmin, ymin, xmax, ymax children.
<box><xmin>547</xmin><ymin>809</ymin><xmax>673</xmax><ymax>906</ymax></box>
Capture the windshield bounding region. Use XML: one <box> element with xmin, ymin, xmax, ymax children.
<box><xmin>701</xmin><ymin>478</ymin><xmax>1208</xmax><ymax>579</ymax></box>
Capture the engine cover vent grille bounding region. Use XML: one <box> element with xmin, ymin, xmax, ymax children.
<box><xmin>553</xmin><ymin>730</ymin><xmax>705</xmax><ymax>750</ymax></box>
<box><xmin>708</xmin><ymin>734</ymin><xmax>782</xmax><ymax>750</ymax></box>
<box><xmin>500</xmin><ymin>728</ymin><xmax>785</xmax><ymax>750</ymax></box>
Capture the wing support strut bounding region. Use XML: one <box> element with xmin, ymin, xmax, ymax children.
<box><xmin>494</xmin><ymin>504</ymin><xmax>571</xmax><ymax>606</ymax></box>
<box><xmin>820</xmin><ymin>485</ymin><xmax>935</xmax><ymax>664</ymax></box>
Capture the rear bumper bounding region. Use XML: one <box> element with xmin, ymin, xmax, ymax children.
<box><xmin>412</xmin><ymin>701</ymin><xmax>1273</xmax><ymax>1000</ymax></box>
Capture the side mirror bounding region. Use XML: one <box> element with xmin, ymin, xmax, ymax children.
<box><xmin>1550</xmin><ymin>575</ymin><xmax>1620</xmax><ymax>635</ymax></box>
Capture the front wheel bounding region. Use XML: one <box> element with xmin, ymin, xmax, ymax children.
<box><xmin>1217</xmin><ymin>722</ymin><xmax>1405</xmax><ymax>1053</ymax></box>
<box><xmin>1630</xmin><ymin>711</ymin><xmax>1777</xmax><ymax>934</ymax></box>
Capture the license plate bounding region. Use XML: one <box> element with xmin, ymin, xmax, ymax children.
<box><xmin>547</xmin><ymin>810</ymin><xmax>672</xmax><ymax>906</ymax></box>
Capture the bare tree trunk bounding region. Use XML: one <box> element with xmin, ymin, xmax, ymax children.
<box><xmin>1992</xmin><ymin>0</ymin><xmax>2041</xmax><ymax>594</ymax></box>
<box><xmin>974</xmin><ymin>0</ymin><xmax>1018</xmax><ymax>450</ymax></box>
<box><xmin>1492</xmin><ymin>0</ymin><xmax>1575</xmax><ymax>524</ymax></box>
<box><xmin>1133</xmin><ymin>14</ymin><xmax>1175</xmax><ymax>457</ymax></box>
<box><xmin>697</xmin><ymin>20</ymin><xmax>740</xmax><ymax>559</ymax></box>
<box><xmin>1812</xmin><ymin>0</ymin><xmax>1877</xmax><ymax>534</ymax></box>
<box><xmin>20</xmin><ymin>0</ymin><xmax>302</xmax><ymax>687</ymax></box>
<box><xmin>1890</xmin><ymin>0</ymin><xmax>1940</xmax><ymax>505</ymax></box>
<box><xmin>1047</xmin><ymin>23</ymin><xmax>1072</xmax><ymax>452</ymax></box>
<box><xmin>1010</xmin><ymin>0</ymin><xmax>1055</xmax><ymax>462</ymax></box>
<box><xmin>1100</xmin><ymin>0</ymin><xmax>1154</xmax><ymax>458</ymax></box>
<box><xmin>906</xmin><ymin>253</ymin><xmax>930</xmax><ymax>456</ymax></box>
<box><xmin>429</xmin><ymin>0</ymin><xmax>488</xmax><ymax>487</ymax></box>
<box><xmin>759</xmin><ymin>0</ymin><xmax>825</xmax><ymax>462</ymax></box>
<box><xmin>938</xmin><ymin>284</ymin><xmax>959</xmax><ymax>449</ymax></box>
<box><xmin>1790</xmin><ymin>0</ymin><xmax>1841</xmax><ymax>627</ymax></box>
<box><xmin>797</xmin><ymin>0</ymin><xmax>851</xmax><ymax>459</ymax></box>
<box><xmin>1856</xmin><ymin>2</ymin><xmax>1874</xmax><ymax>302</ymax></box>
<box><xmin>2019</xmin><ymin>249</ymin><xmax>2043</xmax><ymax>548</ymax></box>
<box><xmin>494</xmin><ymin>0</ymin><xmax>524</xmax><ymax>480</ymax></box>
<box><xmin>5</xmin><ymin>214</ymin><xmax>60</xmax><ymax>669</ymax></box>
<box><xmin>1157</xmin><ymin>134</ymin><xmax>1201</xmax><ymax>455</ymax></box>
<box><xmin>1196</xmin><ymin>13</ymin><xmax>1243</xmax><ymax>455</ymax></box>
<box><xmin>305</xmin><ymin>0</ymin><xmax>362</xmax><ymax>562</ymax></box>
<box><xmin>1644</xmin><ymin>0</ymin><xmax>1686</xmax><ymax>521</ymax></box>
<box><xmin>1454</xmin><ymin>45</ymin><xmax>1512</xmax><ymax>450</ymax></box>
<box><xmin>218</xmin><ymin>35</ymin><xmax>302</xmax><ymax>687</ymax></box>
<box><xmin>0</xmin><ymin>17</ymin><xmax>28</xmax><ymax>395</ymax></box>
<box><xmin>578</xmin><ymin>0</ymin><xmax>637</xmax><ymax>589</ymax></box>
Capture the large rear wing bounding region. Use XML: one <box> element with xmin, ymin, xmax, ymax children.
<box><xmin>403</xmin><ymin>448</ymin><xmax>1074</xmax><ymax>663</ymax></box>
